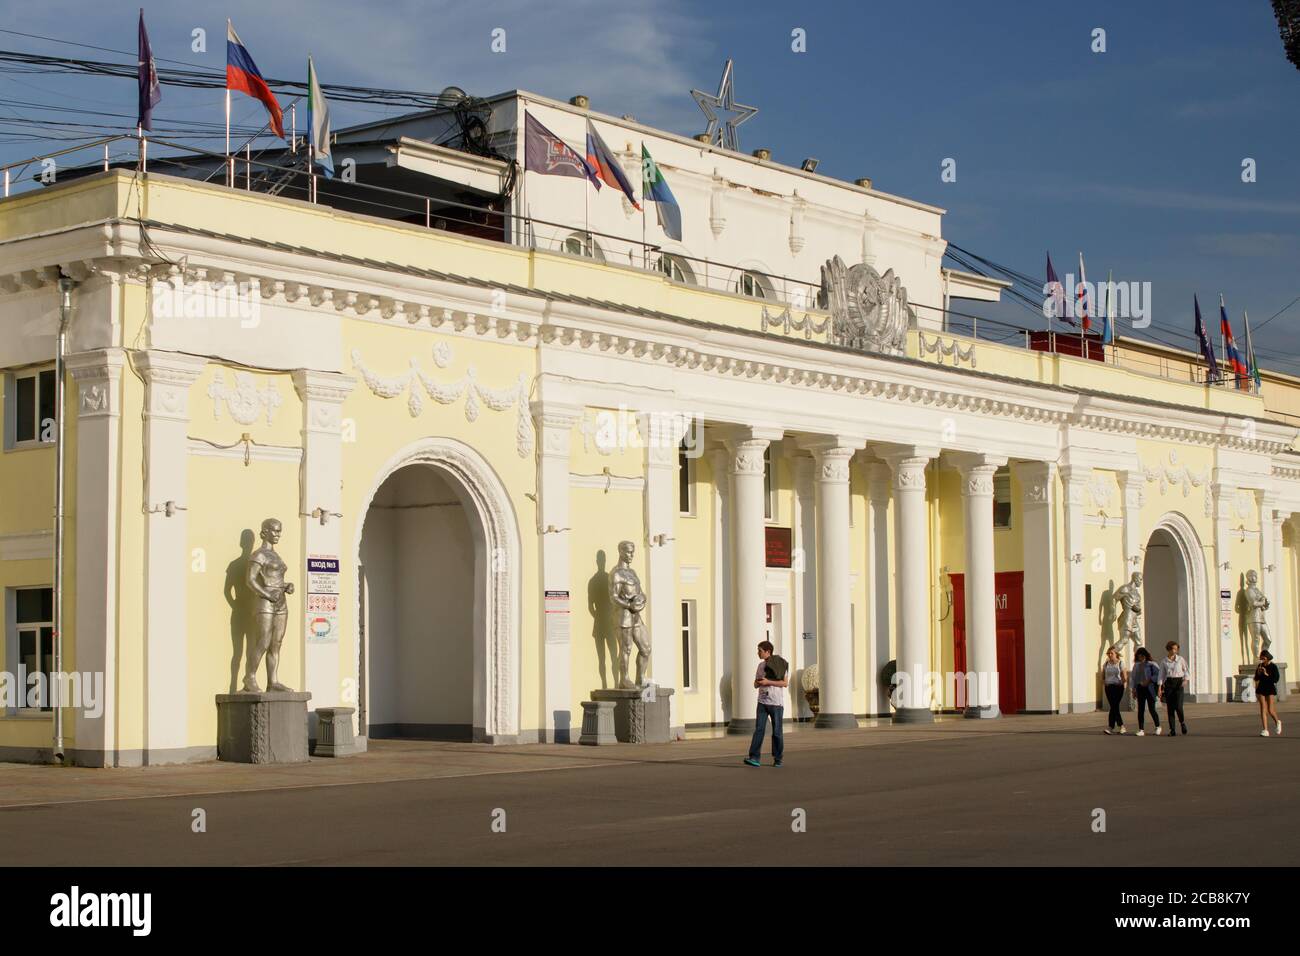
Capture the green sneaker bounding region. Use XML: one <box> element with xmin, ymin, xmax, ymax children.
<box><xmin>743</xmin><ymin>757</ymin><xmax>760</xmax><ymax>767</ymax></box>
<box><xmin>773</xmin><ymin>760</ymin><xmax>783</xmax><ymax>767</ymax></box>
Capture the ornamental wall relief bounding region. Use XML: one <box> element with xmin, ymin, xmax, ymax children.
<box><xmin>208</xmin><ymin>370</ymin><xmax>283</xmax><ymax>426</ymax></box>
<box><xmin>1141</xmin><ymin>451</ymin><xmax>1208</xmax><ymax>498</ymax></box>
<box><xmin>350</xmin><ymin>341</ymin><xmax>535</xmax><ymax>458</ymax></box>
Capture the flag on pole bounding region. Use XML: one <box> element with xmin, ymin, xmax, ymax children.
<box><xmin>137</xmin><ymin>9</ymin><xmax>161</xmax><ymax>132</ymax></box>
<box><xmin>1076</xmin><ymin>252</ymin><xmax>1091</xmax><ymax>332</ymax></box>
<box><xmin>226</xmin><ymin>21</ymin><xmax>284</xmax><ymax>138</ymax></box>
<box><xmin>1101</xmin><ymin>268</ymin><xmax>1115</xmax><ymax>345</ymax></box>
<box><xmin>1244</xmin><ymin>310</ymin><xmax>1262</xmax><ymax>392</ymax></box>
<box><xmin>1194</xmin><ymin>295</ymin><xmax>1219</xmax><ymax>383</ymax></box>
<box><xmin>307</xmin><ymin>56</ymin><xmax>333</xmax><ymax>177</ymax></box>
<box><xmin>585</xmin><ymin>120</ymin><xmax>640</xmax><ymax>209</ymax></box>
<box><xmin>1045</xmin><ymin>252</ymin><xmax>1068</xmax><ymax>326</ymax></box>
<box><xmin>1220</xmin><ymin>295</ymin><xmax>1249</xmax><ymax>389</ymax></box>
<box><xmin>523</xmin><ymin>113</ymin><xmax>597</xmax><ymax>183</ymax></box>
<box><xmin>641</xmin><ymin>144</ymin><xmax>682</xmax><ymax>241</ymax></box>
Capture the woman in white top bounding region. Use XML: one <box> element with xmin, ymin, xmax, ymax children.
<box><xmin>1101</xmin><ymin>646</ymin><xmax>1127</xmax><ymax>735</ymax></box>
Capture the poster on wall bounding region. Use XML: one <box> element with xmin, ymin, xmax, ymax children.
<box><xmin>1220</xmin><ymin>589</ymin><xmax>1232</xmax><ymax>643</ymax></box>
<box><xmin>306</xmin><ymin>555</ymin><xmax>340</xmax><ymax>644</ymax></box>
<box><xmin>545</xmin><ymin>589</ymin><xmax>570</xmax><ymax>644</ymax></box>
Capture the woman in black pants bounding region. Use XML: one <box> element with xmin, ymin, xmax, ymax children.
<box><xmin>1129</xmin><ymin>647</ymin><xmax>1162</xmax><ymax>736</ymax></box>
<box><xmin>1101</xmin><ymin>646</ymin><xmax>1127</xmax><ymax>734</ymax></box>
<box><xmin>1255</xmin><ymin>649</ymin><xmax>1282</xmax><ymax>737</ymax></box>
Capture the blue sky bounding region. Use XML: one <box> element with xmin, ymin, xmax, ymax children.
<box><xmin>1</xmin><ymin>0</ymin><xmax>1296</xmax><ymax>368</ymax></box>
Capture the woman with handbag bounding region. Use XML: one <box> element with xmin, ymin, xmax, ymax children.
<box><xmin>1101</xmin><ymin>646</ymin><xmax>1127</xmax><ymax>735</ymax></box>
<box><xmin>1254</xmin><ymin>649</ymin><xmax>1282</xmax><ymax>738</ymax></box>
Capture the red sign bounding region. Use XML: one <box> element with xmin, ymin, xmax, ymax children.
<box><xmin>765</xmin><ymin>527</ymin><xmax>793</xmax><ymax>568</ymax></box>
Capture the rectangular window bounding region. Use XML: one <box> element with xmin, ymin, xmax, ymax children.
<box><xmin>678</xmin><ymin>441</ymin><xmax>695</xmax><ymax>515</ymax></box>
<box><xmin>679</xmin><ymin>600</ymin><xmax>695</xmax><ymax>691</ymax></box>
<box><xmin>9</xmin><ymin>367</ymin><xmax>56</xmax><ymax>446</ymax></box>
<box><xmin>993</xmin><ymin>467</ymin><xmax>1012</xmax><ymax>529</ymax></box>
<box><xmin>14</xmin><ymin>586</ymin><xmax>54</xmax><ymax>711</ymax></box>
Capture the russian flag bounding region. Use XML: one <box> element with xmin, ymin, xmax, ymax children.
<box><xmin>227</xmin><ymin>21</ymin><xmax>283</xmax><ymax>138</ymax></box>
<box><xmin>586</xmin><ymin>120</ymin><xmax>640</xmax><ymax>210</ymax></box>
<box><xmin>1220</xmin><ymin>295</ymin><xmax>1249</xmax><ymax>389</ymax></box>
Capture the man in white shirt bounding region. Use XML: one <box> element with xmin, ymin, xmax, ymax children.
<box><xmin>744</xmin><ymin>641</ymin><xmax>788</xmax><ymax>767</ymax></box>
<box><xmin>1159</xmin><ymin>641</ymin><xmax>1191</xmax><ymax>736</ymax></box>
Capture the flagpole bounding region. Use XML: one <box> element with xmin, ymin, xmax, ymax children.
<box><xmin>225</xmin><ymin>89</ymin><xmax>231</xmax><ymax>187</ymax></box>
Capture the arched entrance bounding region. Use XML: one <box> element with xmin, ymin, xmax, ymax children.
<box><xmin>354</xmin><ymin>438</ymin><xmax>521</xmax><ymax>743</ymax></box>
<box><xmin>1141</xmin><ymin>513</ymin><xmax>1209</xmax><ymax>697</ymax></box>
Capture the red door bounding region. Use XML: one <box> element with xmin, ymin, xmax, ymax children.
<box><xmin>950</xmin><ymin>571</ymin><xmax>1025</xmax><ymax>714</ymax></box>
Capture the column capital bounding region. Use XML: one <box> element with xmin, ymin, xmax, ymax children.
<box><xmin>948</xmin><ymin>452</ymin><xmax>1006</xmax><ymax>497</ymax></box>
<box><xmin>292</xmin><ymin>369</ymin><xmax>356</xmax><ymax>406</ymax></box>
<box><xmin>799</xmin><ymin>436</ymin><xmax>864</xmax><ymax>484</ymax></box>
<box><xmin>1012</xmin><ymin>460</ymin><xmax>1056</xmax><ymax>509</ymax></box>
<box><xmin>135</xmin><ymin>350</ymin><xmax>207</xmax><ymax>423</ymax></box>
<box><xmin>530</xmin><ymin>400</ymin><xmax>583</xmax><ymax>460</ymax></box>
<box><xmin>67</xmin><ymin>348</ymin><xmax>126</xmax><ymax>420</ymax></box>
<box><xmin>879</xmin><ymin>445</ymin><xmax>938</xmax><ymax>492</ymax></box>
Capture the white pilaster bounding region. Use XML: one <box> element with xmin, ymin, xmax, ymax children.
<box><xmin>882</xmin><ymin>446</ymin><xmax>938</xmax><ymax>722</ymax></box>
<box><xmin>1119</xmin><ymin>470</ymin><xmax>1145</xmax><ymax>572</ymax></box>
<box><xmin>643</xmin><ymin>416</ymin><xmax>680</xmax><ymax>734</ymax></box>
<box><xmin>709</xmin><ymin>444</ymin><xmax>730</xmax><ymax>726</ymax></box>
<box><xmin>952</xmin><ymin>452</ymin><xmax>1007</xmax><ymax>717</ymax></box>
<box><xmin>533</xmin><ymin>402</ymin><xmax>581</xmax><ymax>742</ymax></box>
<box><xmin>1060</xmin><ymin>464</ymin><xmax>1092</xmax><ymax>713</ymax></box>
<box><xmin>792</xmin><ymin>454</ymin><xmax>816</xmax><ymax>719</ymax></box>
<box><xmin>800</xmin><ymin>436</ymin><xmax>864</xmax><ymax>728</ymax></box>
<box><xmin>724</xmin><ymin>427</ymin><xmax>782</xmax><ymax>734</ymax></box>
<box><xmin>866</xmin><ymin>461</ymin><xmax>892</xmax><ymax>717</ymax></box>
<box><xmin>293</xmin><ymin>370</ymin><xmax>356</xmax><ymax>722</ymax></box>
<box><xmin>1260</xmin><ymin>492</ymin><xmax>1285</xmax><ymax>668</ymax></box>
<box><xmin>66</xmin><ymin>349</ymin><xmax>125</xmax><ymax>765</ymax></box>
<box><xmin>1212</xmin><ymin>480</ymin><xmax>1236</xmax><ymax>697</ymax></box>
<box><xmin>1014</xmin><ymin>461</ymin><xmax>1057</xmax><ymax>713</ymax></box>
<box><xmin>137</xmin><ymin>350</ymin><xmax>207</xmax><ymax>762</ymax></box>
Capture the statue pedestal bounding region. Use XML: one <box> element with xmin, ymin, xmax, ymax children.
<box><xmin>589</xmin><ymin>688</ymin><xmax>675</xmax><ymax>744</ymax></box>
<box><xmin>1235</xmin><ymin>664</ymin><xmax>1289</xmax><ymax>702</ymax></box>
<box><xmin>216</xmin><ymin>691</ymin><xmax>312</xmax><ymax>764</ymax></box>
<box><xmin>578</xmin><ymin>700</ymin><xmax>617</xmax><ymax>746</ymax></box>
<box><xmin>312</xmin><ymin>706</ymin><xmax>360</xmax><ymax>757</ymax></box>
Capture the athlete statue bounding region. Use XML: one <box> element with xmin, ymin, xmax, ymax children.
<box><xmin>243</xmin><ymin>518</ymin><xmax>295</xmax><ymax>693</ymax></box>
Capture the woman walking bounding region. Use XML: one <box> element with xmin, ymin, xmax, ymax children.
<box><xmin>1159</xmin><ymin>641</ymin><xmax>1191</xmax><ymax>736</ymax></box>
<box><xmin>1129</xmin><ymin>647</ymin><xmax>1162</xmax><ymax>736</ymax></box>
<box><xmin>1101</xmin><ymin>646</ymin><xmax>1127</xmax><ymax>735</ymax></box>
<box><xmin>1254</xmin><ymin>649</ymin><xmax>1282</xmax><ymax>738</ymax></box>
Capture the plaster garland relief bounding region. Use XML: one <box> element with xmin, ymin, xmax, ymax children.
<box><xmin>208</xmin><ymin>370</ymin><xmax>283</xmax><ymax>426</ymax></box>
<box><xmin>350</xmin><ymin>342</ymin><xmax>535</xmax><ymax>458</ymax></box>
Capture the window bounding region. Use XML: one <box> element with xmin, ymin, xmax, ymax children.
<box><xmin>993</xmin><ymin>467</ymin><xmax>1012</xmax><ymax>529</ymax></box>
<box><xmin>678</xmin><ymin>440</ymin><xmax>696</xmax><ymax>515</ymax></box>
<box><xmin>763</xmin><ymin>446</ymin><xmax>775</xmax><ymax>521</ymax></box>
<box><xmin>657</xmin><ymin>254</ymin><xmax>693</xmax><ymax>284</ymax></box>
<box><xmin>8</xmin><ymin>367</ymin><xmax>56</xmax><ymax>447</ymax></box>
<box><xmin>736</xmin><ymin>271</ymin><xmax>768</xmax><ymax>299</ymax></box>
<box><xmin>14</xmin><ymin>587</ymin><xmax>54</xmax><ymax>711</ymax></box>
<box><xmin>560</xmin><ymin>232</ymin><xmax>605</xmax><ymax>262</ymax></box>
<box><xmin>680</xmin><ymin>600</ymin><xmax>696</xmax><ymax>691</ymax></box>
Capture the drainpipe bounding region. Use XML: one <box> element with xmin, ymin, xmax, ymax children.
<box><xmin>52</xmin><ymin>274</ymin><xmax>76</xmax><ymax>764</ymax></box>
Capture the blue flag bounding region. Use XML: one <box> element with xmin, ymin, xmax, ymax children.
<box><xmin>1194</xmin><ymin>295</ymin><xmax>1219</xmax><ymax>383</ymax></box>
<box><xmin>137</xmin><ymin>9</ymin><xmax>161</xmax><ymax>132</ymax></box>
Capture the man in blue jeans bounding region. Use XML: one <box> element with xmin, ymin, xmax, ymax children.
<box><xmin>744</xmin><ymin>641</ymin><xmax>788</xmax><ymax>767</ymax></box>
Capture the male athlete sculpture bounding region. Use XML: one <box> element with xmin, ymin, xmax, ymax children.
<box><xmin>609</xmin><ymin>540</ymin><xmax>651</xmax><ymax>688</ymax></box>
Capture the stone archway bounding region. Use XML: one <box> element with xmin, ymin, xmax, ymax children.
<box><xmin>1142</xmin><ymin>512</ymin><xmax>1210</xmax><ymax>698</ymax></box>
<box><xmin>353</xmin><ymin>438</ymin><xmax>521</xmax><ymax>742</ymax></box>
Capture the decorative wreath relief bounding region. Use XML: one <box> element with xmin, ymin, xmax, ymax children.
<box><xmin>208</xmin><ymin>370</ymin><xmax>282</xmax><ymax>425</ymax></box>
<box><xmin>351</xmin><ymin>344</ymin><xmax>534</xmax><ymax>457</ymax></box>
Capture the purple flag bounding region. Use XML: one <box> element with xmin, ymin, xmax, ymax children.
<box><xmin>1045</xmin><ymin>252</ymin><xmax>1072</xmax><ymax>326</ymax></box>
<box><xmin>524</xmin><ymin>113</ymin><xmax>596</xmax><ymax>183</ymax></box>
<box><xmin>138</xmin><ymin>9</ymin><xmax>161</xmax><ymax>132</ymax></box>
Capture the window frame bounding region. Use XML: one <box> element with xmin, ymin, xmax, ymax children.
<box><xmin>4</xmin><ymin>365</ymin><xmax>58</xmax><ymax>451</ymax></box>
<box><xmin>679</xmin><ymin>599</ymin><xmax>697</xmax><ymax>692</ymax></box>
<box><xmin>678</xmin><ymin>440</ymin><xmax>696</xmax><ymax>516</ymax></box>
<box><xmin>993</xmin><ymin>466</ymin><xmax>1013</xmax><ymax>530</ymax></box>
<box><xmin>7</xmin><ymin>586</ymin><xmax>54</xmax><ymax>714</ymax></box>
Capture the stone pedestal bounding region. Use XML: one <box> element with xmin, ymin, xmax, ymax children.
<box><xmin>216</xmin><ymin>691</ymin><xmax>311</xmax><ymax>764</ymax></box>
<box><xmin>590</xmin><ymin>687</ymin><xmax>675</xmax><ymax>743</ymax></box>
<box><xmin>313</xmin><ymin>706</ymin><xmax>359</xmax><ymax>757</ymax></box>
<box><xmin>578</xmin><ymin>700</ymin><xmax>617</xmax><ymax>746</ymax></box>
<box><xmin>1235</xmin><ymin>664</ymin><xmax>1289</xmax><ymax>701</ymax></box>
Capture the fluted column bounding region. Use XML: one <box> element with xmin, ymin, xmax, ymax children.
<box><xmin>882</xmin><ymin>446</ymin><xmax>938</xmax><ymax>722</ymax></box>
<box><xmin>724</xmin><ymin>427</ymin><xmax>782</xmax><ymax>734</ymax></box>
<box><xmin>953</xmin><ymin>453</ymin><xmax>1006</xmax><ymax>717</ymax></box>
<box><xmin>801</xmin><ymin>437</ymin><xmax>864</xmax><ymax>728</ymax></box>
<box><xmin>1060</xmin><ymin>463</ymin><xmax>1091</xmax><ymax>712</ymax></box>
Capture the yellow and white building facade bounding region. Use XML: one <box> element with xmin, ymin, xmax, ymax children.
<box><xmin>1</xmin><ymin>91</ymin><xmax>1298</xmax><ymax>765</ymax></box>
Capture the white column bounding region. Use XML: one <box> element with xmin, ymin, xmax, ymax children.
<box><xmin>953</xmin><ymin>453</ymin><xmax>1006</xmax><ymax>717</ymax></box>
<box><xmin>66</xmin><ymin>349</ymin><xmax>125</xmax><ymax>766</ymax></box>
<box><xmin>1260</xmin><ymin>492</ymin><xmax>1284</xmax><ymax>667</ymax></box>
<box><xmin>1060</xmin><ymin>464</ymin><xmax>1092</xmax><ymax>713</ymax></box>
<box><xmin>800</xmin><ymin>437</ymin><xmax>863</xmax><ymax>728</ymax></box>
<box><xmin>643</xmin><ymin>415</ymin><xmax>680</xmax><ymax>734</ymax></box>
<box><xmin>136</xmin><ymin>350</ymin><xmax>207</xmax><ymax>763</ymax></box>
<box><xmin>709</xmin><ymin>444</ymin><xmax>731</xmax><ymax>726</ymax></box>
<box><xmin>532</xmin><ymin>402</ymin><xmax>582</xmax><ymax>742</ymax></box>
<box><xmin>1212</xmin><ymin>480</ymin><xmax>1236</xmax><ymax>699</ymax></box>
<box><xmin>882</xmin><ymin>446</ymin><xmax>938</xmax><ymax>722</ymax></box>
<box><xmin>1014</xmin><ymin>461</ymin><xmax>1057</xmax><ymax>713</ymax></box>
<box><xmin>1119</xmin><ymin>470</ymin><xmax>1144</xmax><ymax>573</ymax></box>
<box><xmin>293</xmin><ymin>371</ymin><xmax>355</xmax><ymax>725</ymax></box>
<box><xmin>724</xmin><ymin>427</ymin><xmax>782</xmax><ymax>734</ymax></box>
<box><xmin>792</xmin><ymin>454</ymin><xmax>816</xmax><ymax>719</ymax></box>
<box><xmin>866</xmin><ymin>461</ymin><xmax>892</xmax><ymax>717</ymax></box>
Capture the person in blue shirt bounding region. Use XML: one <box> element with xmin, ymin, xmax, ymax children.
<box><xmin>1129</xmin><ymin>647</ymin><xmax>1162</xmax><ymax>736</ymax></box>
